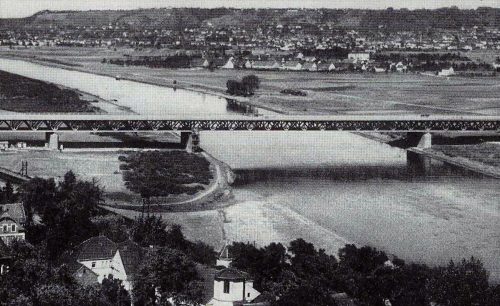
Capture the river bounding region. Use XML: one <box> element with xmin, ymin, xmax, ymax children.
<box><xmin>1</xmin><ymin>58</ymin><xmax>499</xmax><ymax>282</ymax></box>
<box><xmin>0</xmin><ymin>57</ymin><xmax>264</xmax><ymax>116</ymax></box>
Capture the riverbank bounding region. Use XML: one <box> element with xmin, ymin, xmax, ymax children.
<box><xmin>3</xmin><ymin>47</ymin><xmax>500</xmax><ymax>115</ymax></box>
<box><xmin>355</xmin><ymin>131</ymin><xmax>500</xmax><ymax>179</ymax></box>
<box><xmin>413</xmin><ymin>143</ymin><xmax>500</xmax><ymax>179</ymax></box>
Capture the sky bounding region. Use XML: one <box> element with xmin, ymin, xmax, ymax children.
<box><xmin>0</xmin><ymin>0</ymin><xmax>499</xmax><ymax>18</ymax></box>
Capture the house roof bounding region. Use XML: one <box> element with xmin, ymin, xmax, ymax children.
<box><xmin>0</xmin><ymin>203</ymin><xmax>26</xmax><ymax>224</ymax></box>
<box><xmin>77</xmin><ymin>236</ymin><xmax>117</xmax><ymax>262</ymax></box>
<box><xmin>282</xmin><ymin>61</ymin><xmax>302</xmax><ymax>67</ymax></box>
<box><xmin>73</xmin><ymin>265</ymin><xmax>99</xmax><ymax>287</ymax></box>
<box><xmin>215</xmin><ymin>268</ymin><xmax>251</xmax><ymax>281</ymax></box>
<box><xmin>252</xmin><ymin>60</ymin><xmax>278</xmax><ymax>68</ymax></box>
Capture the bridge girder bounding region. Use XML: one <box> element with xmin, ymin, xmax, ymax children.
<box><xmin>0</xmin><ymin>119</ymin><xmax>498</xmax><ymax>132</ymax></box>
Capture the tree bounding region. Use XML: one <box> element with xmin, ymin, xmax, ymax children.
<box><xmin>133</xmin><ymin>248</ymin><xmax>204</xmax><ymax>306</ymax></box>
<box><xmin>20</xmin><ymin>172</ymin><xmax>103</xmax><ymax>258</ymax></box>
<box><xmin>21</xmin><ymin>177</ymin><xmax>57</xmax><ymax>225</ymax></box>
<box><xmin>428</xmin><ymin>257</ymin><xmax>490</xmax><ymax>306</ymax></box>
<box><xmin>92</xmin><ymin>214</ymin><xmax>130</xmax><ymax>243</ymax></box>
<box><xmin>274</xmin><ymin>284</ymin><xmax>338</xmax><ymax>306</ymax></box>
<box><xmin>100</xmin><ymin>275</ymin><xmax>131</xmax><ymax>306</ymax></box>
<box><xmin>0</xmin><ymin>181</ymin><xmax>16</xmax><ymax>203</ymax></box>
<box><xmin>132</xmin><ymin>215</ymin><xmax>169</xmax><ymax>247</ymax></box>
<box><xmin>242</xmin><ymin>74</ymin><xmax>260</xmax><ymax>91</ymax></box>
<box><xmin>338</xmin><ymin>244</ymin><xmax>388</xmax><ymax>274</ymax></box>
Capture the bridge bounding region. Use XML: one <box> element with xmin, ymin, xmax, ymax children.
<box><xmin>0</xmin><ymin>166</ymin><xmax>31</xmax><ymax>184</ymax></box>
<box><xmin>0</xmin><ymin>114</ymin><xmax>499</xmax><ymax>132</ymax></box>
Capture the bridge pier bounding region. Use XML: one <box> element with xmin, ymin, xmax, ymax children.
<box><xmin>45</xmin><ymin>132</ymin><xmax>59</xmax><ymax>150</ymax></box>
<box><xmin>180</xmin><ymin>131</ymin><xmax>200</xmax><ymax>153</ymax></box>
<box><xmin>406</xmin><ymin>132</ymin><xmax>432</xmax><ymax>149</ymax></box>
<box><xmin>407</xmin><ymin>151</ymin><xmax>432</xmax><ymax>176</ymax></box>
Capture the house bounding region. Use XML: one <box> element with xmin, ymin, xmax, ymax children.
<box><xmin>317</xmin><ymin>62</ymin><xmax>336</xmax><ymax>72</ymax></box>
<box><xmin>348</xmin><ymin>52</ymin><xmax>370</xmax><ymax>62</ymax></box>
<box><xmin>0</xmin><ymin>141</ymin><xmax>8</xmax><ymax>150</ymax></box>
<box><xmin>221</xmin><ymin>57</ymin><xmax>235</xmax><ymax>69</ymax></box>
<box><xmin>190</xmin><ymin>58</ymin><xmax>206</xmax><ymax>68</ymax></box>
<box><xmin>252</xmin><ymin>60</ymin><xmax>280</xmax><ymax>70</ymax></box>
<box><xmin>244</xmin><ymin>60</ymin><xmax>253</xmax><ymax>69</ymax></box>
<box><xmin>206</xmin><ymin>268</ymin><xmax>262</xmax><ymax>306</ymax></box>
<box><xmin>0</xmin><ymin>203</ymin><xmax>26</xmax><ymax>245</ymax></box>
<box><xmin>374</xmin><ymin>67</ymin><xmax>386</xmax><ymax>73</ymax></box>
<box><xmin>303</xmin><ymin>62</ymin><xmax>318</xmax><ymax>72</ymax></box>
<box><xmin>395</xmin><ymin>62</ymin><xmax>407</xmax><ymax>73</ymax></box>
<box><xmin>281</xmin><ymin>61</ymin><xmax>303</xmax><ymax>71</ymax></box>
<box><xmin>438</xmin><ymin>67</ymin><xmax>455</xmax><ymax>76</ymax></box>
<box><xmin>302</xmin><ymin>56</ymin><xmax>316</xmax><ymax>62</ymax></box>
<box><xmin>65</xmin><ymin>236</ymin><xmax>143</xmax><ymax>291</ymax></box>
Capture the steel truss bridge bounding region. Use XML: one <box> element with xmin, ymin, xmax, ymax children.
<box><xmin>0</xmin><ymin>115</ymin><xmax>499</xmax><ymax>132</ymax></box>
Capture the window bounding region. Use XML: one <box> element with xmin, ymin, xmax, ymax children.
<box><xmin>11</xmin><ymin>224</ymin><xmax>15</xmax><ymax>232</ymax></box>
<box><xmin>2</xmin><ymin>225</ymin><xmax>6</xmax><ymax>233</ymax></box>
<box><xmin>247</xmin><ymin>293</ymin><xmax>251</xmax><ymax>297</ymax></box>
<box><xmin>223</xmin><ymin>280</ymin><xmax>230</xmax><ymax>293</ymax></box>
<box><xmin>91</xmin><ymin>262</ymin><xmax>96</xmax><ymax>268</ymax></box>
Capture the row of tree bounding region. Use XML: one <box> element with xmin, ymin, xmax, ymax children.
<box><xmin>105</xmin><ymin>55</ymin><xmax>198</xmax><ymax>69</ymax></box>
<box><xmin>226</xmin><ymin>74</ymin><xmax>260</xmax><ymax>96</ymax></box>
<box><xmin>228</xmin><ymin>239</ymin><xmax>500</xmax><ymax>306</ymax></box>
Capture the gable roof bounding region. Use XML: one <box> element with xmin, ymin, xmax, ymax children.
<box><xmin>77</xmin><ymin>236</ymin><xmax>117</xmax><ymax>262</ymax></box>
<box><xmin>215</xmin><ymin>268</ymin><xmax>251</xmax><ymax>282</ymax></box>
<box><xmin>0</xmin><ymin>203</ymin><xmax>26</xmax><ymax>225</ymax></box>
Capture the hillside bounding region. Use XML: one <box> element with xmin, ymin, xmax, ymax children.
<box><xmin>1</xmin><ymin>7</ymin><xmax>499</xmax><ymax>31</ymax></box>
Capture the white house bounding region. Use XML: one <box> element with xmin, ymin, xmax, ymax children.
<box><xmin>281</xmin><ymin>61</ymin><xmax>303</xmax><ymax>71</ymax></box>
<box><xmin>438</xmin><ymin>67</ymin><xmax>455</xmax><ymax>77</ymax></box>
<box><xmin>252</xmin><ymin>60</ymin><xmax>280</xmax><ymax>70</ymax></box>
<box><xmin>72</xmin><ymin>236</ymin><xmax>142</xmax><ymax>291</ymax></box>
<box><xmin>206</xmin><ymin>268</ymin><xmax>261</xmax><ymax>306</ymax></box>
<box><xmin>303</xmin><ymin>62</ymin><xmax>318</xmax><ymax>72</ymax></box>
<box><xmin>395</xmin><ymin>62</ymin><xmax>407</xmax><ymax>72</ymax></box>
<box><xmin>244</xmin><ymin>60</ymin><xmax>253</xmax><ymax>69</ymax></box>
<box><xmin>221</xmin><ymin>57</ymin><xmax>235</xmax><ymax>69</ymax></box>
<box><xmin>348</xmin><ymin>52</ymin><xmax>370</xmax><ymax>62</ymax></box>
<box><xmin>0</xmin><ymin>203</ymin><xmax>26</xmax><ymax>245</ymax></box>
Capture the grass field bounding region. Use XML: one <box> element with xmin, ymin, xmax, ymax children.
<box><xmin>2</xmin><ymin>46</ymin><xmax>500</xmax><ymax>115</ymax></box>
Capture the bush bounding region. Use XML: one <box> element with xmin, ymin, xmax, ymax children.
<box><xmin>280</xmin><ymin>89</ymin><xmax>307</xmax><ymax>96</ymax></box>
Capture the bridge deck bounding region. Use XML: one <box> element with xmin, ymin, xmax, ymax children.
<box><xmin>0</xmin><ymin>114</ymin><xmax>498</xmax><ymax>132</ymax></box>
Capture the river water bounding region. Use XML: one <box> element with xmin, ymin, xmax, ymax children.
<box><xmin>1</xmin><ymin>58</ymin><xmax>499</xmax><ymax>281</ymax></box>
<box><xmin>0</xmin><ymin>57</ymin><xmax>259</xmax><ymax>116</ymax></box>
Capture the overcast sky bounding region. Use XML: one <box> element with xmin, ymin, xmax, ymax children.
<box><xmin>1</xmin><ymin>0</ymin><xmax>499</xmax><ymax>18</ymax></box>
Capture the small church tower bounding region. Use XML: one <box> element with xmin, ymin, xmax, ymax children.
<box><xmin>216</xmin><ymin>241</ymin><xmax>232</xmax><ymax>268</ymax></box>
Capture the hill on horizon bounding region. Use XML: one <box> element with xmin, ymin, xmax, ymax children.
<box><xmin>1</xmin><ymin>7</ymin><xmax>499</xmax><ymax>31</ymax></box>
